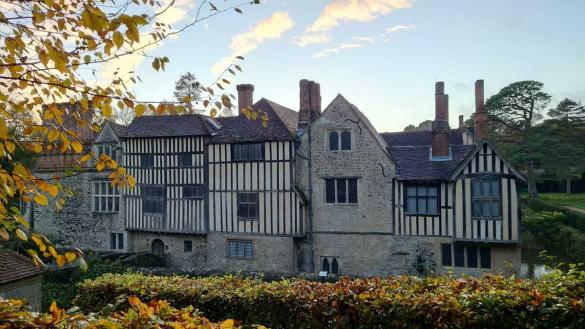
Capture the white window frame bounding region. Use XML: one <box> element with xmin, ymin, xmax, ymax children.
<box><xmin>95</xmin><ymin>144</ymin><xmax>116</xmax><ymax>160</ymax></box>
<box><xmin>110</xmin><ymin>232</ymin><xmax>125</xmax><ymax>251</ymax></box>
<box><xmin>92</xmin><ymin>181</ymin><xmax>120</xmax><ymax>213</ymax></box>
<box><xmin>328</xmin><ymin>130</ymin><xmax>352</xmax><ymax>151</ymax></box>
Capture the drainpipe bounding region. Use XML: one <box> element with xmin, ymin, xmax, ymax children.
<box><xmin>308</xmin><ymin>119</ymin><xmax>315</xmax><ymax>273</ymax></box>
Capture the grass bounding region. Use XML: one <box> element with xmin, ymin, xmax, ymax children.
<box><xmin>538</xmin><ymin>193</ymin><xmax>585</xmax><ymax>210</ymax></box>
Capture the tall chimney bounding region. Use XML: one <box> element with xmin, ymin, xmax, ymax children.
<box><xmin>298</xmin><ymin>79</ymin><xmax>321</xmax><ymax>130</ymax></box>
<box><xmin>432</xmin><ymin>81</ymin><xmax>451</xmax><ymax>158</ymax></box>
<box><xmin>459</xmin><ymin>115</ymin><xmax>464</xmax><ymax>129</ymax></box>
<box><xmin>237</xmin><ymin>84</ymin><xmax>254</xmax><ymax>114</ymax></box>
<box><xmin>474</xmin><ymin>79</ymin><xmax>488</xmax><ymax>140</ymax></box>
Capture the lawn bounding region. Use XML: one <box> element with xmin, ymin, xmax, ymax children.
<box><xmin>538</xmin><ymin>193</ymin><xmax>585</xmax><ymax>210</ymax></box>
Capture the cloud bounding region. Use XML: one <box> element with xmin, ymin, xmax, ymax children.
<box><xmin>99</xmin><ymin>0</ymin><xmax>194</xmax><ymax>85</ymax></box>
<box><xmin>307</xmin><ymin>0</ymin><xmax>412</xmax><ymax>33</ymax></box>
<box><xmin>385</xmin><ymin>24</ymin><xmax>415</xmax><ymax>33</ymax></box>
<box><xmin>292</xmin><ymin>34</ymin><xmax>330</xmax><ymax>47</ymax></box>
<box><xmin>311</xmin><ymin>42</ymin><xmax>364</xmax><ymax>59</ymax></box>
<box><xmin>212</xmin><ymin>11</ymin><xmax>294</xmax><ymax>74</ymax></box>
<box><xmin>353</xmin><ymin>36</ymin><xmax>375</xmax><ymax>43</ymax></box>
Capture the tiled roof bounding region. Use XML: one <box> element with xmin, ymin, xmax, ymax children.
<box><xmin>0</xmin><ymin>248</ymin><xmax>43</xmax><ymax>284</ymax></box>
<box><xmin>381</xmin><ymin>129</ymin><xmax>464</xmax><ymax>146</ymax></box>
<box><xmin>266</xmin><ymin>99</ymin><xmax>298</xmax><ymax>134</ymax></box>
<box><xmin>124</xmin><ymin>114</ymin><xmax>208</xmax><ymax>138</ymax></box>
<box><xmin>381</xmin><ymin>130</ymin><xmax>474</xmax><ymax>180</ymax></box>
<box><xmin>210</xmin><ymin>98</ymin><xmax>296</xmax><ymax>143</ymax></box>
<box><xmin>108</xmin><ymin>121</ymin><xmax>128</xmax><ymax>137</ymax></box>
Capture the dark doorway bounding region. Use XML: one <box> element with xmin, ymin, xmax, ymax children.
<box><xmin>151</xmin><ymin>239</ymin><xmax>164</xmax><ymax>256</ymax></box>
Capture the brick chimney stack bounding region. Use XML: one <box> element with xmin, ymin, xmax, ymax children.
<box><xmin>236</xmin><ymin>84</ymin><xmax>254</xmax><ymax>114</ymax></box>
<box><xmin>298</xmin><ymin>79</ymin><xmax>321</xmax><ymax>130</ymax></box>
<box><xmin>459</xmin><ymin>115</ymin><xmax>464</xmax><ymax>129</ymax></box>
<box><xmin>432</xmin><ymin>81</ymin><xmax>451</xmax><ymax>158</ymax></box>
<box><xmin>474</xmin><ymin>79</ymin><xmax>488</xmax><ymax>140</ymax></box>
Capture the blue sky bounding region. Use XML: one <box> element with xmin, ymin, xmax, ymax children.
<box><xmin>119</xmin><ymin>0</ymin><xmax>585</xmax><ymax>132</ymax></box>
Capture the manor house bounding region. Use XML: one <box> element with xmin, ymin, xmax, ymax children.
<box><xmin>31</xmin><ymin>79</ymin><xmax>523</xmax><ymax>277</ymax></box>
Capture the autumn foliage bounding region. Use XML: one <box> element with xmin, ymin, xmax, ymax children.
<box><xmin>74</xmin><ymin>271</ymin><xmax>585</xmax><ymax>328</ymax></box>
<box><xmin>0</xmin><ymin>296</ymin><xmax>262</xmax><ymax>329</ymax></box>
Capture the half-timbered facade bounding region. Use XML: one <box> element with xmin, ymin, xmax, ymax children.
<box><xmin>32</xmin><ymin>78</ymin><xmax>523</xmax><ymax>277</ymax></box>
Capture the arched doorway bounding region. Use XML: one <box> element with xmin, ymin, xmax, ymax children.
<box><xmin>151</xmin><ymin>239</ymin><xmax>164</xmax><ymax>256</ymax></box>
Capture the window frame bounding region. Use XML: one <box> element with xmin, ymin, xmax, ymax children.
<box><xmin>404</xmin><ymin>183</ymin><xmax>439</xmax><ymax>216</ymax></box>
<box><xmin>177</xmin><ymin>153</ymin><xmax>193</xmax><ymax>168</ymax></box>
<box><xmin>95</xmin><ymin>144</ymin><xmax>117</xmax><ymax>161</ymax></box>
<box><xmin>227</xmin><ymin>239</ymin><xmax>254</xmax><ymax>259</ymax></box>
<box><xmin>92</xmin><ymin>181</ymin><xmax>120</xmax><ymax>213</ymax></box>
<box><xmin>471</xmin><ymin>175</ymin><xmax>502</xmax><ymax>220</ymax></box>
<box><xmin>237</xmin><ymin>192</ymin><xmax>259</xmax><ymax>220</ymax></box>
<box><xmin>231</xmin><ymin>143</ymin><xmax>265</xmax><ymax>162</ymax></box>
<box><xmin>184</xmin><ymin>240</ymin><xmax>193</xmax><ymax>253</ymax></box>
<box><xmin>142</xmin><ymin>185</ymin><xmax>166</xmax><ymax>215</ymax></box>
<box><xmin>328</xmin><ymin>130</ymin><xmax>352</xmax><ymax>151</ymax></box>
<box><xmin>183</xmin><ymin>185</ymin><xmax>205</xmax><ymax>200</ymax></box>
<box><xmin>110</xmin><ymin>232</ymin><xmax>124</xmax><ymax>250</ymax></box>
<box><xmin>442</xmin><ymin>244</ymin><xmax>492</xmax><ymax>269</ymax></box>
<box><xmin>320</xmin><ymin>256</ymin><xmax>340</xmax><ymax>275</ymax></box>
<box><xmin>141</xmin><ymin>154</ymin><xmax>155</xmax><ymax>169</ymax></box>
<box><xmin>325</xmin><ymin>178</ymin><xmax>358</xmax><ymax>204</ymax></box>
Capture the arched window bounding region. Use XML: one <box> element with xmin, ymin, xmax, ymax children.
<box><xmin>329</xmin><ymin>131</ymin><xmax>339</xmax><ymax>151</ymax></box>
<box><xmin>151</xmin><ymin>239</ymin><xmax>165</xmax><ymax>256</ymax></box>
<box><xmin>322</xmin><ymin>257</ymin><xmax>330</xmax><ymax>272</ymax></box>
<box><xmin>340</xmin><ymin>131</ymin><xmax>351</xmax><ymax>150</ymax></box>
<box><xmin>331</xmin><ymin>258</ymin><xmax>339</xmax><ymax>274</ymax></box>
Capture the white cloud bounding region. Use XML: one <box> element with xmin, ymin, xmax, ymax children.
<box><xmin>307</xmin><ymin>0</ymin><xmax>412</xmax><ymax>33</ymax></box>
<box><xmin>292</xmin><ymin>34</ymin><xmax>330</xmax><ymax>47</ymax></box>
<box><xmin>353</xmin><ymin>36</ymin><xmax>375</xmax><ymax>43</ymax></box>
<box><xmin>311</xmin><ymin>42</ymin><xmax>364</xmax><ymax>59</ymax></box>
<box><xmin>99</xmin><ymin>0</ymin><xmax>195</xmax><ymax>85</ymax></box>
<box><xmin>385</xmin><ymin>24</ymin><xmax>416</xmax><ymax>33</ymax></box>
<box><xmin>212</xmin><ymin>11</ymin><xmax>294</xmax><ymax>74</ymax></box>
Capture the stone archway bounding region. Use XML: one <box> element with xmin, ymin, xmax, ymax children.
<box><xmin>151</xmin><ymin>239</ymin><xmax>164</xmax><ymax>256</ymax></box>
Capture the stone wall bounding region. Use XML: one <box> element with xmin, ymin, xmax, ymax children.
<box><xmin>128</xmin><ymin>232</ymin><xmax>207</xmax><ymax>269</ymax></box>
<box><xmin>33</xmin><ymin>171</ymin><xmax>126</xmax><ymax>251</ymax></box>
<box><xmin>207</xmin><ymin>233</ymin><xmax>295</xmax><ymax>274</ymax></box>
<box><xmin>0</xmin><ymin>275</ymin><xmax>43</xmax><ymax>312</ymax></box>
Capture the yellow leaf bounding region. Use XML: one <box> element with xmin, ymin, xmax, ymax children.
<box><xmin>221</xmin><ymin>319</ymin><xmax>235</xmax><ymax>329</ymax></box>
<box><xmin>56</xmin><ymin>255</ymin><xmax>66</xmax><ymax>268</ymax></box>
<box><xmin>72</xmin><ymin>141</ymin><xmax>83</xmax><ymax>154</ymax></box>
<box><xmin>15</xmin><ymin>229</ymin><xmax>27</xmax><ymax>241</ymax></box>
<box><xmin>48</xmin><ymin>246</ymin><xmax>58</xmax><ymax>258</ymax></box>
<box><xmin>34</xmin><ymin>194</ymin><xmax>48</xmax><ymax>206</ymax></box>
<box><xmin>47</xmin><ymin>185</ymin><xmax>58</xmax><ymax>197</ymax></box>
<box><xmin>34</xmin><ymin>143</ymin><xmax>43</xmax><ymax>153</ymax></box>
<box><xmin>65</xmin><ymin>251</ymin><xmax>76</xmax><ymax>263</ymax></box>
<box><xmin>48</xmin><ymin>130</ymin><xmax>59</xmax><ymax>142</ymax></box>
<box><xmin>5</xmin><ymin>141</ymin><xmax>15</xmax><ymax>153</ymax></box>
<box><xmin>135</xmin><ymin>104</ymin><xmax>146</xmax><ymax>117</ymax></box>
<box><xmin>113</xmin><ymin>31</ymin><xmax>124</xmax><ymax>48</ymax></box>
<box><xmin>0</xmin><ymin>228</ymin><xmax>8</xmax><ymax>241</ymax></box>
<box><xmin>80</xmin><ymin>153</ymin><xmax>92</xmax><ymax>163</ymax></box>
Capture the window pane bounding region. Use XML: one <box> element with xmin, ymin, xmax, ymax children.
<box><xmin>229</xmin><ymin>241</ymin><xmax>237</xmax><ymax>257</ymax></box>
<box><xmin>325</xmin><ymin>179</ymin><xmax>336</xmax><ymax>203</ymax></box>
<box><xmin>492</xmin><ymin>200</ymin><xmax>500</xmax><ymax>217</ymax></box>
<box><xmin>472</xmin><ymin>200</ymin><xmax>481</xmax><ymax>217</ymax></box>
<box><xmin>110</xmin><ymin>233</ymin><xmax>116</xmax><ymax>249</ymax></box>
<box><xmin>482</xmin><ymin>180</ymin><xmax>490</xmax><ymax>197</ymax></box>
<box><xmin>94</xmin><ymin>183</ymin><xmax>99</xmax><ymax>194</ymax></box>
<box><xmin>490</xmin><ymin>179</ymin><xmax>500</xmax><ymax>197</ymax></box>
<box><xmin>441</xmin><ymin>244</ymin><xmax>452</xmax><ymax>266</ymax></box>
<box><xmin>101</xmin><ymin>197</ymin><xmax>106</xmax><ymax>212</ymax></box>
<box><xmin>417</xmin><ymin>186</ymin><xmax>427</xmax><ymax>196</ymax></box>
<box><xmin>337</xmin><ymin>179</ymin><xmax>346</xmax><ymax>203</ymax></box>
<box><xmin>348</xmin><ymin>179</ymin><xmax>358</xmax><ymax>203</ymax></box>
<box><xmin>118</xmin><ymin>233</ymin><xmax>124</xmax><ymax>249</ymax></box>
<box><xmin>428</xmin><ymin>187</ymin><xmax>438</xmax><ymax>196</ymax></box>
<box><xmin>480</xmin><ymin>247</ymin><xmax>491</xmax><ymax>268</ymax></box>
<box><xmin>340</xmin><ymin>131</ymin><xmax>351</xmax><ymax>150</ymax></box>
<box><xmin>114</xmin><ymin>197</ymin><xmax>120</xmax><ymax>212</ymax></box>
<box><xmin>454</xmin><ymin>246</ymin><xmax>465</xmax><ymax>267</ymax></box>
<box><xmin>322</xmin><ymin>258</ymin><xmax>330</xmax><ymax>272</ymax></box>
<box><xmin>107</xmin><ymin>197</ymin><xmax>113</xmax><ymax>212</ymax></box>
<box><xmin>331</xmin><ymin>258</ymin><xmax>339</xmax><ymax>274</ymax></box>
<box><xmin>418</xmin><ymin>197</ymin><xmax>427</xmax><ymax>214</ymax></box>
<box><xmin>184</xmin><ymin>240</ymin><xmax>192</xmax><ymax>253</ymax></box>
<box><xmin>473</xmin><ymin>179</ymin><xmax>482</xmax><ymax>197</ymax></box>
<box><xmin>482</xmin><ymin>201</ymin><xmax>491</xmax><ymax>217</ymax></box>
<box><xmin>102</xmin><ymin>183</ymin><xmax>107</xmax><ymax>195</ymax></box>
<box><xmin>94</xmin><ymin>197</ymin><xmax>99</xmax><ymax>211</ymax></box>
<box><xmin>407</xmin><ymin>197</ymin><xmax>417</xmax><ymax>213</ymax></box>
<box><xmin>329</xmin><ymin>132</ymin><xmax>339</xmax><ymax>151</ymax></box>
<box><xmin>244</xmin><ymin>242</ymin><xmax>253</xmax><ymax>258</ymax></box>
<box><xmin>427</xmin><ymin>197</ymin><xmax>438</xmax><ymax>215</ymax></box>
<box><xmin>407</xmin><ymin>186</ymin><xmax>417</xmax><ymax>197</ymax></box>
<box><xmin>234</xmin><ymin>145</ymin><xmax>241</xmax><ymax>160</ymax></box>
<box><xmin>467</xmin><ymin>246</ymin><xmax>478</xmax><ymax>268</ymax></box>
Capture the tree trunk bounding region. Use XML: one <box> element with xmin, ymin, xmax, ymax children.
<box><xmin>527</xmin><ymin>160</ymin><xmax>538</xmax><ymax>197</ymax></box>
<box><xmin>566</xmin><ymin>178</ymin><xmax>571</xmax><ymax>194</ymax></box>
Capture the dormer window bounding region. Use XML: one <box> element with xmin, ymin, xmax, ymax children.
<box><xmin>329</xmin><ymin>131</ymin><xmax>351</xmax><ymax>151</ymax></box>
<box><xmin>96</xmin><ymin>144</ymin><xmax>116</xmax><ymax>160</ymax></box>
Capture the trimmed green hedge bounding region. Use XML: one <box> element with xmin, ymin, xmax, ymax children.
<box><xmin>76</xmin><ymin>272</ymin><xmax>585</xmax><ymax>329</ymax></box>
<box><xmin>526</xmin><ymin>197</ymin><xmax>585</xmax><ymax>232</ymax></box>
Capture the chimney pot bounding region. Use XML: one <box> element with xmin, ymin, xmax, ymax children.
<box><xmin>435</xmin><ymin>81</ymin><xmax>445</xmax><ymax>95</ymax></box>
<box><xmin>237</xmin><ymin>84</ymin><xmax>254</xmax><ymax>114</ymax></box>
<box><xmin>432</xmin><ymin>81</ymin><xmax>450</xmax><ymax>158</ymax></box>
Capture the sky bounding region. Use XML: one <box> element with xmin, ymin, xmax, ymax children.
<box><xmin>106</xmin><ymin>0</ymin><xmax>585</xmax><ymax>132</ymax></box>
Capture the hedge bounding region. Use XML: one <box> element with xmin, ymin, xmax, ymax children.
<box><xmin>0</xmin><ymin>297</ymin><xmax>263</xmax><ymax>328</ymax></box>
<box><xmin>75</xmin><ymin>272</ymin><xmax>585</xmax><ymax>329</ymax></box>
<box><xmin>526</xmin><ymin>197</ymin><xmax>585</xmax><ymax>232</ymax></box>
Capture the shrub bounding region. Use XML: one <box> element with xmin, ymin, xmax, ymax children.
<box><xmin>75</xmin><ymin>272</ymin><xmax>585</xmax><ymax>329</ymax></box>
<box><xmin>0</xmin><ymin>297</ymin><xmax>262</xmax><ymax>328</ymax></box>
<box><xmin>526</xmin><ymin>197</ymin><xmax>585</xmax><ymax>232</ymax></box>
